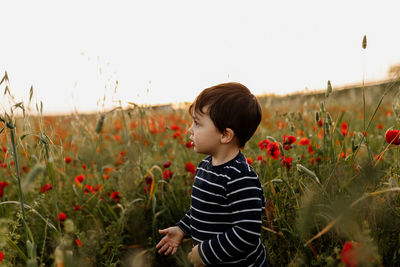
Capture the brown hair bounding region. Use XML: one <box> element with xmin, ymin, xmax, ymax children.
<box><xmin>189</xmin><ymin>82</ymin><xmax>262</xmax><ymax>148</ymax></box>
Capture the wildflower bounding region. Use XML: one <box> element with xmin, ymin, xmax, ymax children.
<box><xmin>317</xmin><ymin>118</ymin><xmax>323</xmax><ymax>127</ymax></box>
<box><xmin>185</xmin><ymin>162</ymin><xmax>196</xmax><ymax>174</ymax></box>
<box><xmin>65</xmin><ymin>157</ymin><xmax>72</xmax><ymax>164</ymax></box>
<box><xmin>74</xmin><ymin>205</ymin><xmax>80</xmax><ymax>211</ymax></box>
<box><xmin>163</xmin><ymin>161</ymin><xmax>171</xmax><ymax>169</ymax></box>
<box><xmin>281</xmin><ymin>156</ymin><xmax>292</xmax><ymax>171</ymax></box>
<box><xmin>0</xmin><ymin>251</ymin><xmax>4</xmax><ymax>262</ymax></box>
<box><xmin>81</xmin><ymin>164</ymin><xmax>86</xmax><ymax>170</ymax></box>
<box><xmin>0</xmin><ymin>181</ymin><xmax>9</xmax><ymax>197</ymax></box>
<box><xmin>258</xmin><ymin>139</ymin><xmax>270</xmax><ymax>150</ymax></box>
<box><xmin>75</xmin><ymin>239</ymin><xmax>83</xmax><ymax>247</ymax></box>
<box><xmin>283</xmin><ymin>135</ymin><xmax>296</xmax><ymax>150</ymax></box>
<box><xmin>111</xmin><ymin>191</ymin><xmax>121</xmax><ymax>202</ymax></box>
<box><xmin>163</xmin><ymin>170</ymin><xmax>173</xmax><ymax>179</ymax></box>
<box><xmin>186</xmin><ymin>141</ymin><xmax>193</xmax><ymax>148</ymax></box>
<box><xmin>266</xmin><ymin>142</ymin><xmax>281</xmax><ymax>160</ymax></box>
<box><xmin>341</xmin><ymin>241</ymin><xmax>361</xmax><ymax>267</ymax></box>
<box><xmin>341</xmin><ymin>122</ymin><xmax>348</xmax><ymax>137</ymax></box>
<box><xmin>385</xmin><ymin>129</ymin><xmax>400</xmax><ymax>145</ymax></box>
<box><xmin>341</xmin><ymin>151</ymin><xmax>346</xmax><ymax>159</ymax></box>
<box><xmin>2</xmin><ymin>147</ymin><xmax>6</xmax><ymax>153</ymax></box>
<box><xmin>145</xmin><ymin>175</ymin><xmax>152</xmax><ymax>185</ymax></box>
<box><xmin>377</xmin><ymin>123</ymin><xmax>383</xmax><ymax>130</ymax></box>
<box><xmin>308</xmin><ymin>145</ymin><xmax>314</xmax><ymax>154</ymax></box>
<box><xmin>170</xmin><ymin>124</ymin><xmax>180</xmax><ymax>131</ymax></box>
<box><xmin>362</xmin><ymin>131</ymin><xmax>367</xmax><ymax>137</ymax></box>
<box><xmin>246</xmin><ymin>158</ymin><xmax>253</xmax><ymax>165</ymax></box>
<box><xmin>299</xmin><ymin>137</ymin><xmax>311</xmax><ymax>146</ymax></box>
<box><xmin>39</xmin><ymin>183</ymin><xmax>52</xmax><ymax>193</ymax></box>
<box><xmin>172</xmin><ymin>131</ymin><xmax>181</xmax><ymax>139</ymax></box>
<box><xmin>75</xmin><ymin>174</ymin><xmax>85</xmax><ymax>184</ymax></box>
<box><xmin>114</xmin><ymin>134</ymin><xmax>121</xmax><ymax>142</ymax></box>
<box><xmin>58</xmin><ymin>212</ymin><xmax>67</xmax><ymax>222</ymax></box>
<box><xmin>22</xmin><ymin>165</ymin><xmax>30</xmax><ymax>173</ymax></box>
<box><xmin>84</xmin><ymin>184</ymin><xmax>94</xmax><ymax>194</ymax></box>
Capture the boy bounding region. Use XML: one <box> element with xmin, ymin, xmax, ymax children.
<box><xmin>156</xmin><ymin>82</ymin><xmax>267</xmax><ymax>266</ymax></box>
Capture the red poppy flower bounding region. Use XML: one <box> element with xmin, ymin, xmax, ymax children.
<box><xmin>317</xmin><ymin>118</ymin><xmax>323</xmax><ymax>127</ymax></box>
<box><xmin>75</xmin><ymin>239</ymin><xmax>83</xmax><ymax>247</ymax></box>
<box><xmin>65</xmin><ymin>157</ymin><xmax>72</xmax><ymax>164</ymax></box>
<box><xmin>281</xmin><ymin>156</ymin><xmax>293</xmax><ymax>171</ymax></box>
<box><xmin>163</xmin><ymin>161</ymin><xmax>171</xmax><ymax>169</ymax></box>
<box><xmin>2</xmin><ymin>147</ymin><xmax>6</xmax><ymax>153</ymax></box>
<box><xmin>299</xmin><ymin>137</ymin><xmax>311</xmax><ymax>146</ymax></box>
<box><xmin>258</xmin><ymin>139</ymin><xmax>270</xmax><ymax>150</ymax></box>
<box><xmin>39</xmin><ymin>183</ymin><xmax>52</xmax><ymax>193</ymax></box>
<box><xmin>377</xmin><ymin>123</ymin><xmax>383</xmax><ymax>130</ymax></box>
<box><xmin>58</xmin><ymin>212</ymin><xmax>67</xmax><ymax>222</ymax></box>
<box><xmin>341</xmin><ymin>241</ymin><xmax>361</xmax><ymax>267</ymax></box>
<box><xmin>283</xmin><ymin>135</ymin><xmax>296</xmax><ymax>150</ymax></box>
<box><xmin>341</xmin><ymin>122</ymin><xmax>348</xmax><ymax>137</ymax></box>
<box><xmin>163</xmin><ymin>170</ymin><xmax>173</xmax><ymax>179</ymax></box>
<box><xmin>0</xmin><ymin>251</ymin><xmax>4</xmax><ymax>262</ymax></box>
<box><xmin>111</xmin><ymin>191</ymin><xmax>121</xmax><ymax>202</ymax></box>
<box><xmin>84</xmin><ymin>184</ymin><xmax>94</xmax><ymax>194</ymax></box>
<box><xmin>75</xmin><ymin>174</ymin><xmax>85</xmax><ymax>184</ymax></box>
<box><xmin>185</xmin><ymin>141</ymin><xmax>193</xmax><ymax>148</ymax></box>
<box><xmin>385</xmin><ymin>129</ymin><xmax>400</xmax><ymax>145</ymax></box>
<box><xmin>74</xmin><ymin>205</ymin><xmax>80</xmax><ymax>211</ymax></box>
<box><xmin>22</xmin><ymin>165</ymin><xmax>30</xmax><ymax>173</ymax></box>
<box><xmin>81</xmin><ymin>164</ymin><xmax>87</xmax><ymax>170</ymax></box>
<box><xmin>170</xmin><ymin>124</ymin><xmax>180</xmax><ymax>131</ymax></box>
<box><xmin>0</xmin><ymin>181</ymin><xmax>9</xmax><ymax>197</ymax></box>
<box><xmin>172</xmin><ymin>131</ymin><xmax>181</xmax><ymax>139</ymax></box>
<box><xmin>185</xmin><ymin>162</ymin><xmax>196</xmax><ymax>174</ymax></box>
<box><xmin>308</xmin><ymin>145</ymin><xmax>314</xmax><ymax>154</ymax></box>
<box><xmin>246</xmin><ymin>158</ymin><xmax>253</xmax><ymax>165</ymax></box>
<box><xmin>114</xmin><ymin>134</ymin><xmax>121</xmax><ymax>142</ymax></box>
<box><xmin>267</xmin><ymin>142</ymin><xmax>280</xmax><ymax>159</ymax></box>
<box><xmin>267</xmin><ymin>142</ymin><xmax>281</xmax><ymax>160</ymax></box>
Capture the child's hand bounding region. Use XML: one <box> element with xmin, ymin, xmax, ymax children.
<box><xmin>187</xmin><ymin>245</ymin><xmax>205</xmax><ymax>266</ymax></box>
<box><xmin>156</xmin><ymin>226</ymin><xmax>185</xmax><ymax>256</ymax></box>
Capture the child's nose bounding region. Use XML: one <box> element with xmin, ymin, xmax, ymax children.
<box><xmin>188</xmin><ymin>123</ymin><xmax>194</xmax><ymax>133</ymax></box>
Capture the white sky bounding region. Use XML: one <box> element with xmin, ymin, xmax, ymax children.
<box><xmin>1</xmin><ymin>0</ymin><xmax>400</xmax><ymax>114</ymax></box>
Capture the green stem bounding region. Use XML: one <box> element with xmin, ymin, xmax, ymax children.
<box><xmin>44</xmin><ymin>142</ymin><xmax>61</xmax><ymax>231</ymax></box>
<box><xmin>10</xmin><ymin>127</ymin><xmax>29</xmax><ymax>236</ymax></box>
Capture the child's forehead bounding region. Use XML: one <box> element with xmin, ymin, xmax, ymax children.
<box><xmin>191</xmin><ymin>105</ymin><xmax>210</xmax><ymax>118</ymax></box>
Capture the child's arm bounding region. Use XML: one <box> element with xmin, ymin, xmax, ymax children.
<box><xmin>156</xmin><ymin>226</ymin><xmax>185</xmax><ymax>256</ymax></box>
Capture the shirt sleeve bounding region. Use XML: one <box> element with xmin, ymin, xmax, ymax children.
<box><xmin>197</xmin><ymin>172</ymin><xmax>264</xmax><ymax>265</ymax></box>
<box><xmin>176</xmin><ymin>210</ymin><xmax>191</xmax><ymax>236</ymax></box>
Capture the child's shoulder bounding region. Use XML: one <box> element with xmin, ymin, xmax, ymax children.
<box><xmin>223</xmin><ymin>152</ymin><xmax>257</xmax><ymax>178</ymax></box>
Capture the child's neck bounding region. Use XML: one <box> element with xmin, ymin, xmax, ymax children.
<box><xmin>211</xmin><ymin>146</ymin><xmax>240</xmax><ymax>166</ymax></box>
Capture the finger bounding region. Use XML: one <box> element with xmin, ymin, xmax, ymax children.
<box><xmin>158</xmin><ymin>243</ymin><xmax>169</xmax><ymax>254</ymax></box>
<box><xmin>155</xmin><ymin>237</ymin><xmax>165</xmax><ymax>249</ymax></box>
<box><xmin>164</xmin><ymin>246</ymin><xmax>173</xmax><ymax>256</ymax></box>
<box><xmin>187</xmin><ymin>252</ymin><xmax>192</xmax><ymax>262</ymax></box>
<box><xmin>171</xmin><ymin>247</ymin><xmax>178</xmax><ymax>256</ymax></box>
<box><xmin>158</xmin><ymin>228</ymin><xmax>169</xmax><ymax>234</ymax></box>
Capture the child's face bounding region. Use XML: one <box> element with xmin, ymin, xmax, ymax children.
<box><xmin>188</xmin><ymin>106</ymin><xmax>222</xmax><ymax>156</ymax></box>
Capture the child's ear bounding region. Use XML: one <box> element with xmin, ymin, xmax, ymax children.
<box><xmin>221</xmin><ymin>128</ymin><xmax>235</xmax><ymax>144</ymax></box>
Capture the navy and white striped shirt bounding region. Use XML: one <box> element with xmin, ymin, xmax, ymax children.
<box><xmin>177</xmin><ymin>152</ymin><xmax>267</xmax><ymax>266</ymax></box>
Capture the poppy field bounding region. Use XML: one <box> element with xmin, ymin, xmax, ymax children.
<box><xmin>1</xmin><ymin>73</ymin><xmax>400</xmax><ymax>266</ymax></box>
